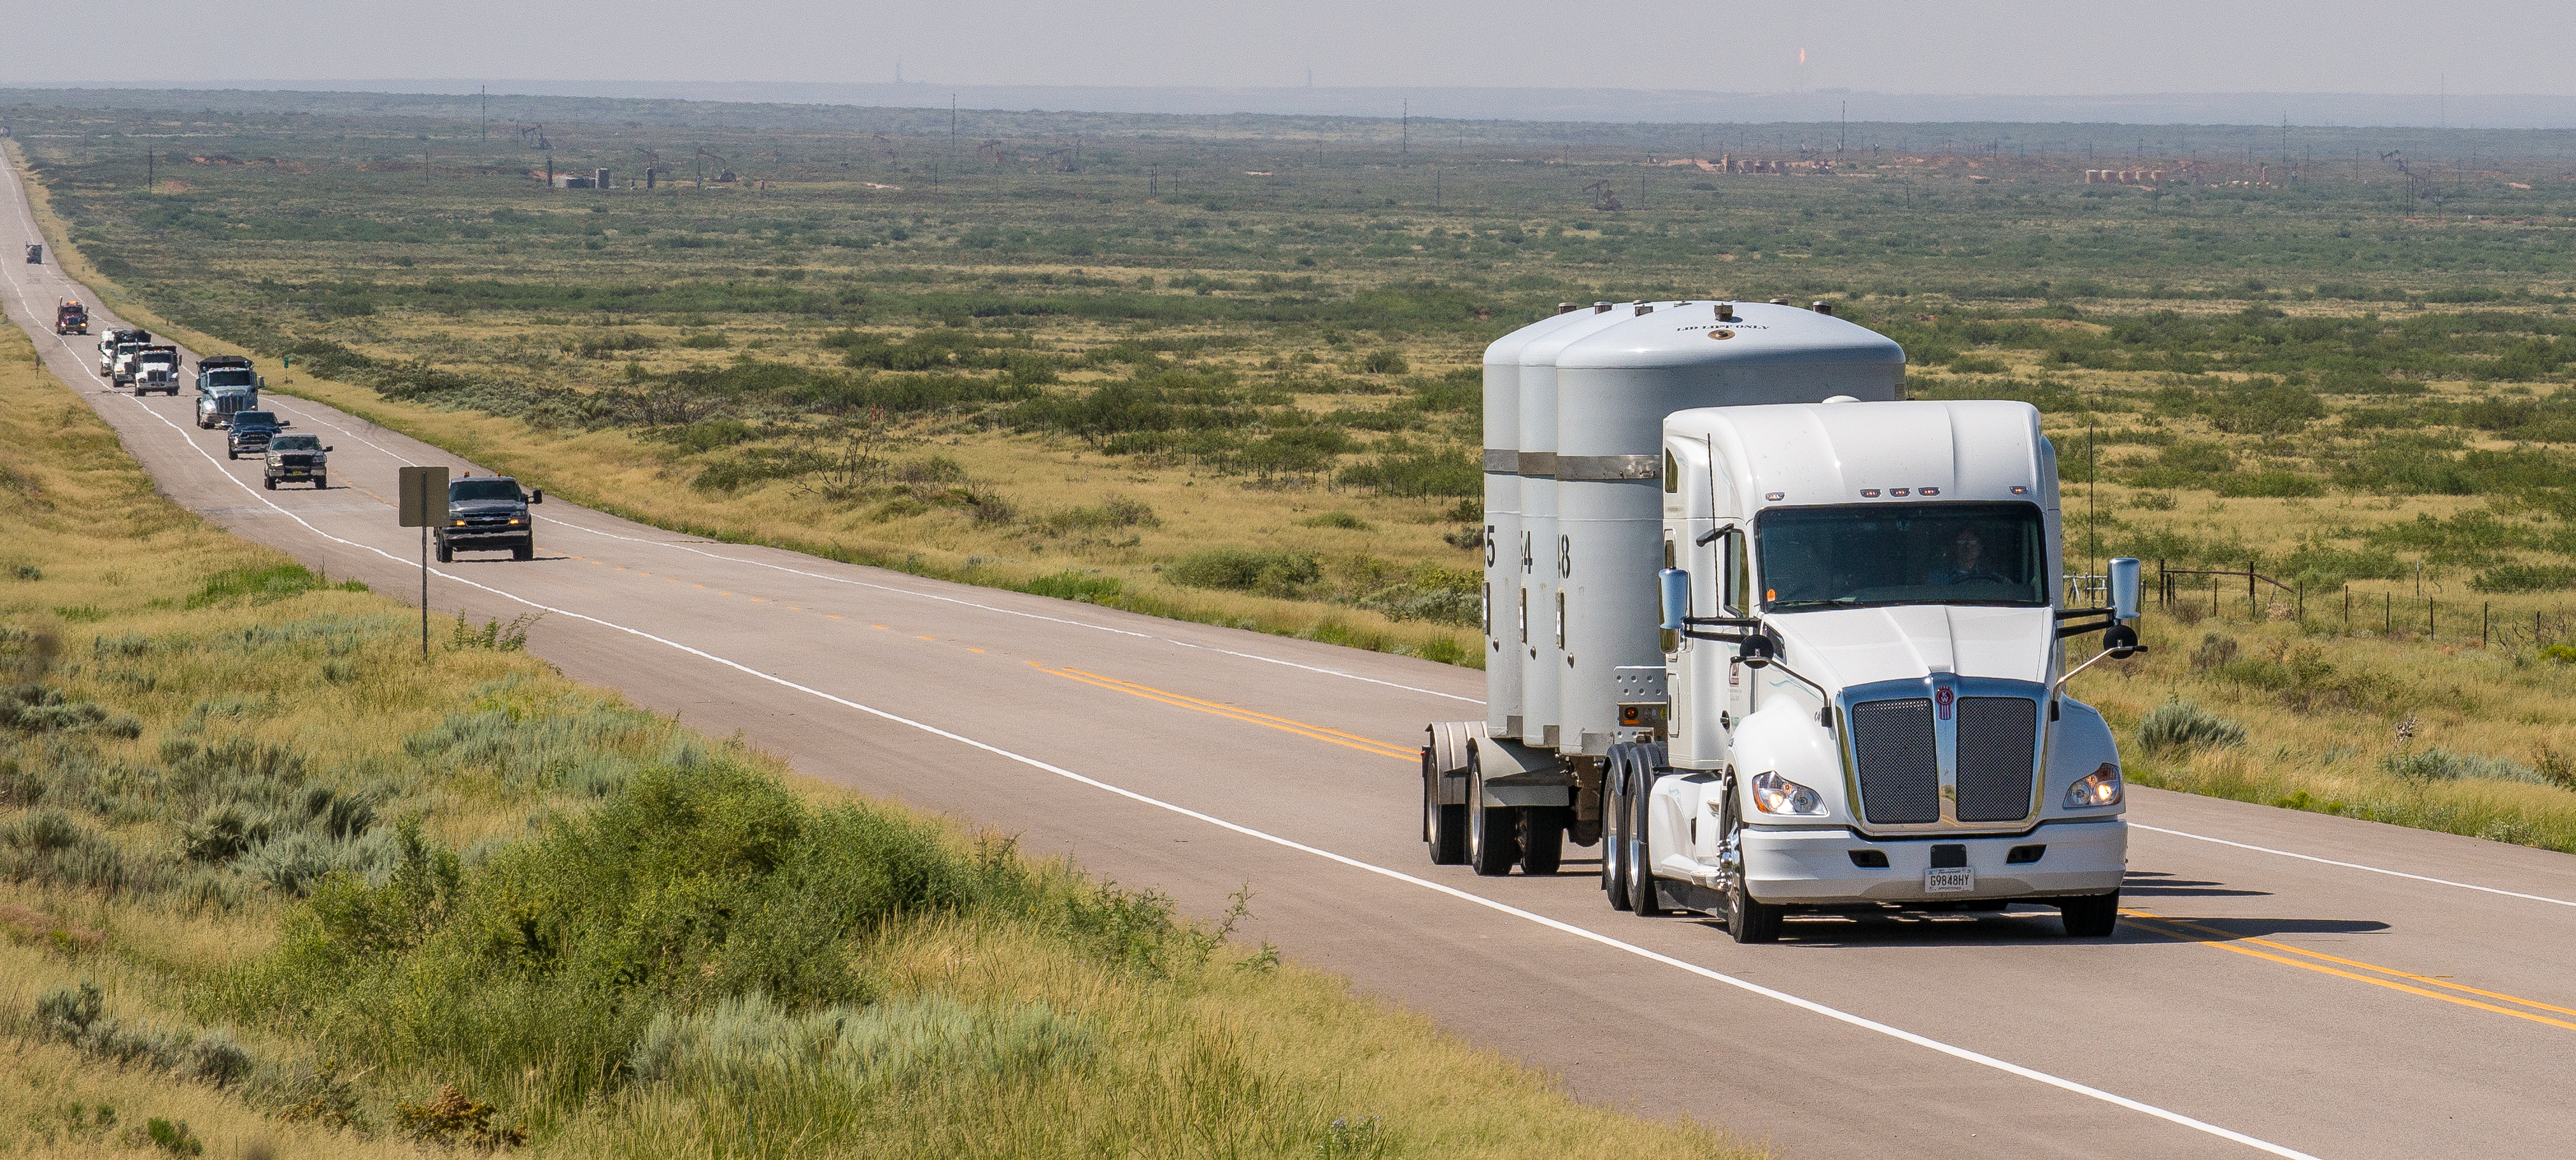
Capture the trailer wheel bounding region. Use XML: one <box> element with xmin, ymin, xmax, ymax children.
<box><xmin>2057</xmin><ymin>891</ymin><xmax>2120</xmax><ymax>938</ymax></box>
<box><xmin>1603</xmin><ymin>746</ymin><xmax>1634</xmax><ymax>909</ymax></box>
<box><xmin>1423</xmin><ymin>751</ymin><xmax>1466</xmax><ymax>865</ymax></box>
<box><xmin>1518</xmin><ymin>807</ymin><xmax>1565</xmax><ymax>875</ymax></box>
<box><xmin>1466</xmin><ymin>754</ymin><xmax>1520</xmax><ymax>877</ymax></box>
<box><xmin>1625</xmin><ymin>763</ymin><xmax>1666</xmax><ymax>916</ymax></box>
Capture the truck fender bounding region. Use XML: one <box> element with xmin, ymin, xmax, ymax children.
<box><xmin>1646</xmin><ymin>770</ymin><xmax>1723</xmax><ymax>879</ymax></box>
<box><xmin>1727</xmin><ymin>703</ymin><xmax>1851</xmax><ymax>824</ymax></box>
<box><xmin>2041</xmin><ymin>698</ymin><xmax>2125</xmax><ymax>821</ymax></box>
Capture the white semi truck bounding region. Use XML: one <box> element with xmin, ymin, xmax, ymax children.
<box><xmin>1422</xmin><ymin>299</ymin><xmax>2143</xmax><ymax>942</ymax></box>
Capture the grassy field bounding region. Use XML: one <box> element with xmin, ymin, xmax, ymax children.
<box><xmin>10</xmin><ymin>93</ymin><xmax>2576</xmax><ymax>856</ymax></box>
<box><xmin>0</xmin><ymin>312</ymin><xmax>1746</xmax><ymax>1155</ymax></box>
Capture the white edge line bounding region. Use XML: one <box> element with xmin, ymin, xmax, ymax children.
<box><xmin>29</xmin><ymin>317</ymin><xmax>2319</xmax><ymax>1160</ymax></box>
<box><xmin>2133</xmin><ymin>823</ymin><xmax>2576</xmax><ymax>909</ymax></box>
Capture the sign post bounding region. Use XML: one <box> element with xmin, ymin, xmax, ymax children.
<box><xmin>397</xmin><ymin>466</ymin><xmax>449</xmax><ymax>660</ymax></box>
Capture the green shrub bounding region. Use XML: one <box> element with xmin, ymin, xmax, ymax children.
<box><xmin>1298</xmin><ymin>511</ymin><xmax>1372</xmax><ymax>530</ymax></box>
<box><xmin>1021</xmin><ymin>572</ymin><xmax>1122</xmax><ymax>603</ymax></box>
<box><xmin>2136</xmin><ymin>700</ymin><xmax>2247</xmax><ymax>755</ymax></box>
<box><xmin>1166</xmin><ymin>548</ymin><xmax>1321</xmax><ymax>596</ymax></box>
<box><xmin>2473</xmin><ymin>564</ymin><xmax>2576</xmax><ymax>593</ymax></box>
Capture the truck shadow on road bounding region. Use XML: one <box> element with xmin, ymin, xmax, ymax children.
<box><xmin>2116</xmin><ymin>870</ymin><xmax>2271</xmax><ymax>898</ymax></box>
<box><xmin>1693</xmin><ymin>909</ymin><xmax>2391</xmax><ymax>947</ymax></box>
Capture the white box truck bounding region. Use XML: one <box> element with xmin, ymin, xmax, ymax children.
<box><xmin>1422</xmin><ymin>299</ymin><xmax>2142</xmax><ymax>942</ymax></box>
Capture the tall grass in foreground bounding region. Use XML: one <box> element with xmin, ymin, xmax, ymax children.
<box><xmin>0</xmin><ymin>276</ymin><xmax>1747</xmax><ymax>1156</ymax></box>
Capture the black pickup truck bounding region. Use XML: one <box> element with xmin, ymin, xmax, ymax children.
<box><xmin>225</xmin><ymin>411</ymin><xmax>286</xmax><ymax>459</ymax></box>
<box><xmin>435</xmin><ymin>475</ymin><xmax>544</xmax><ymax>562</ymax></box>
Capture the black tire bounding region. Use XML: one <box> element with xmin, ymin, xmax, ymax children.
<box><xmin>1722</xmin><ymin>779</ymin><xmax>1783</xmax><ymax>944</ymax></box>
<box><xmin>313</xmin><ymin>476</ymin><xmax>327</xmax><ymax>490</ymax></box>
<box><xmin>435</xmin><ymin>542</ymin><xmax>453</xmax><ymax>563</ymax></box>
<box><xmin>1424</xmin><ymin>752</ymin><xmax>1467</xmax><ymax>866</ymax></box>
<box><xmin>262</xmin><ymin>476</ymin><xmax>275</xmax><ymax>490</ymax></box>
<box><xmin>1626</xmin><ymin>762</ymin><xmax>1665</xmax><ymax>916</ymax></box>
<box><xmin>1518</xmin><ymin>806</ymin><xmax>1565</xmax><ymax>875</ymax></box>
<box><xmin>225</xmin><ymin>449</ymin><xmax>237</xmax><ymax>460</ymax></box>
<box><xmin>1604</xmin><ymin>746</ymin><xmax>1636</xmax><ymax>909</ymax></box>
<box><xmin>512</xmin><ymin>543</ymin><xmax>534</xmax><ymax>562</ymax></box>
<box><xmin>2058</xmin><ymin>892</ymin><xmax>2120</xmax><ymax>938</ymax></box>
<box><xmin>1466</xmin><ymin>754</ymin><xmax>1520</xmax><ymax>877</ymax></box>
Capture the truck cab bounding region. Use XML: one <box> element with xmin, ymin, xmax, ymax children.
<box><xmin>53</xmin><ymin>300</ymin><xmax>87</xmax><ymax>336</ymax></box>
<box><xmin>194</xmin><ymin>357</ymin><xmax>261</xmax><ymax>428</ymax></box>
<box><xmin>1643</xmin><ymin>401</ymin><xmax>2134</xmax><ymax>942</ymax></box>
<box><xmin>435</xmin><ymin>475</ymin><xmax>543</xmax><ymax>562</ymax></box>
<box><xmin>131</xmin><ymin>346</ymin><xmax>181</xmax><ymax>395</ymax></box>
<box><xmin>99</xmin><ymin>329</ymin><xmax>149</xmax><ymax>376</ymax></box>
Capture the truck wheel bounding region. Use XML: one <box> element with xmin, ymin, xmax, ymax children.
<box><xmin>513</xmin><ymin>543</ymin><xmax>534</xmax><ymax>562</ymax></box>
<box><xmin>313</xmin><ymin>476</ymin><xmax>327</xmax><ymax>489</ymax></box>
<box><xmin>435</xmin><ymin>542</ymin><xmax>453</xmax><ymax>563</ymax></box>
<box><xmin>1603</xmin><ymin>748</ymin><xmax>1633</xmax><ymax>909</ymax></box>
<box><xmin>1518</xmin><ymin>807</ymin><xmax>1565</xmax><ymax>875</ymax></box>
<box><xmin>1720</xmin><ymin>782</ymin><xmax>1783</xmax><ymax>943</ymax></box>
<box><xmin>2058</xmin><ymin>892</ymin><xmax>2120</xmax><ymax>938</ymax></box>
<box><xmin>1466</xmin><ymin>756</ymin><xmax>1520</xmax><ymax>877</ymax></box>
<box><xmin>262</xmin><ymin>476</ymin><xmax>276</xmax><ymax>490</ymax></box>
<box><xmin>1423</xmin><ymin>753</ymin><xmax>1466</xmax><ymax>865</ymax></box>
<box><xmin>1626</xmin><ymin>763</ymin><xmax>1666</xmax><ymax>916</ymax></box>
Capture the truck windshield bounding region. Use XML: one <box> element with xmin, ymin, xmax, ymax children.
<box><xmin>231</xmin><ymin>412</ymin><xmax>277</xmax><ymax>428</ymax></box>
<box><xmin>202</xmin><ymin>369</ymin><xmax>255</xmax><ymax>388</ymax></box>
<box><xmin>1756</xmin><ymin>502</ymin><xmax>2048</xmax><ymax>610</ymax></box>
<box><xmin>449</xmin><ymin>479</ymin><xmax>523</xmax><ymax>502</ymax></box>
<box><xmin>271</xmin><ymin>435</ymin><xmax>321</xmax><ymax>451</ymax></box>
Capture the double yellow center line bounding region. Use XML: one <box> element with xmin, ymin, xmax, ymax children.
<box><xmin>1029</xmin><ymin>663</ymin><xmax>1418</xmax><ymax>763</ymax></box>
<box><xmin>2122</xmin><ymin>909</ymin><xmax>2576</xmax><ymax>1033</ymax></box>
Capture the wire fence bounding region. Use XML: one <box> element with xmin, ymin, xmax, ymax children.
<box><xmin>2143</xmin><ymin>558</ymin><xmax>2576</xmax><ymax>650</ymax></box>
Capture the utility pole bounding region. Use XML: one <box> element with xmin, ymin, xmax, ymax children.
<box><xmin>1840</xmin><ymin>100</ymin><xmax>1846</xmax><ymax>152</ymax></box>
<box><xmin>145</xmin><ymin>149</ymin><xmax>153</xmax><ymax>191</ymax></box>
<box><xmin>481</xmin><ymin>85</ymin><xmax>488</xmax><ymax>141</ymax></box>
<box><xmin>1402</xmin><ymin>98</ymin><xmax>1409</xmax><ymax>155</ymax></box>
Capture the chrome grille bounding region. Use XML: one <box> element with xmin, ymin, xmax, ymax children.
<box><xmin>1850</xmin><ymin>698</ymin><xmax>1939</xmax><ymax>824</ymax></box>
<box><xmin>1955</xmin><ymin>697</ymin><xmax>2039</xmax><ymax>822</ymax></box>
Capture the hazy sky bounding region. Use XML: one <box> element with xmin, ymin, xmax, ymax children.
<box><xmin>22</xmin><ymin>0</ymin><xmax>2576</xmax><ymax>95</ymax></box>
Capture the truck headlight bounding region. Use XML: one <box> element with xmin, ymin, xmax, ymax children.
<box><xmin>2065</xmin><ymin>763</ymin><xmax>2124</xmax><ymax>808</ymax></box>
<box><xmin>1748</xmin><ymin>770</ymin><xmax>1825</xmax><ymax>816</ymax></box>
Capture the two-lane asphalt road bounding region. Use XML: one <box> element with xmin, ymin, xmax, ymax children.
<box><xmin>8</xmin><ymin>151</ymin><xmax>2574</xmax><ymax>1159</ymax></box>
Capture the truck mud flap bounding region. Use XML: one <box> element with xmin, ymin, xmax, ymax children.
<box><xmin>1655</xmin><ymin>879</ymin><xmax>1727</xmax><ymax>916</ymax></box>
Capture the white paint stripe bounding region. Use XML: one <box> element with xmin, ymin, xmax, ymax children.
<box><xmin>2134</xmin><ymin>823</ymin><xmax>2576</xmax><ymax>909</ymax></box>
<box><xmin>0</xmin><ymin>155</ymin><xmax>2325</xmax><ymax>1160</ymax></box>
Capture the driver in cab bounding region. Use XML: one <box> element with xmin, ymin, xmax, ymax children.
<box><xmin>1927</xmin><ymin>528</ymin><xmax>2009</xmax><ymax>586</ymax></box>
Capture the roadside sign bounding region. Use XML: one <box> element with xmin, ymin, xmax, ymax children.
<box><xmin>398</xmin><ymin>466</ymin><xmax>449</xmax><ymax>527</ymax></box>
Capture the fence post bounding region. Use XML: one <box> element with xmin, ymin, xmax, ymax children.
<box><xmin>2386</xmin><ymin>592</ymin><xmax>2393</xmax><ymax>637</ymax></box>
<box><xmin>2247</xmin><ymin>560</ymin><xmax>2257</xmax><ymax>617</ymax></box>
<box><xmin>2344</xmin><ymin>584</ymin><xmax>2351</xmax><ymax>634</ymax></box>
<box><xmin>2297</xmin><ymin>579</ymin><xmax>2305</xmax><ymax>625</ymax></box>
<box><xmin>2429</xmin><ymin>598</ymin><xmax>2435</xmax><ymax>639</ymax></box>
<box><xmin>2483</xmin><ymin>601</ymin><xmax>2489</xmax><ymax>649</ymax></box>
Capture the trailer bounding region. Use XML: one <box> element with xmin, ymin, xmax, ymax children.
<box><xmin>1422</xmin><ymin>299</ymin><xmax>2143</xmax><ymax>942</ymax></box>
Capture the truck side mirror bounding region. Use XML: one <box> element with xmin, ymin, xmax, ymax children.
<box><xmin>325</xmin><ymin>446</ymin><xmax>336</xmax><ymax>453</ymax></box>
<box><xmin>2109</xmin><ymin>556</ymin><xmax>2142</xmax><ymax>621</ymax></box>
<box><xmin>530</xmin><ymin>490</ymin><xmax>544</xmax><ymax>504</ymax></box>
<box><xmin>1657</xmin><ymin>568</ymin><xmax>1688</xmax><ymax>631</ymax></box>
<box><xmin>1739</xmin><ymin>633</ymin><xmax>1776</xmax><ymax>669</ymax></box>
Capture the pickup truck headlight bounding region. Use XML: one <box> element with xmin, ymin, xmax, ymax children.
<box><xmin>451</xmin><ymin>519</ymin><xmax>467</xmax><ymax>527</ymax></box>
<box><xmin>2065</xmin><ymin>763</ymin><xmax>2124</xmax><ymax>808</ymax></box>
<box><xmin>1748</xmin><ymin>770</ymin><xmax>1826</xmax><ymax>816</ymax></box>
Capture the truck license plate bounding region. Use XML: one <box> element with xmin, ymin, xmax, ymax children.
<box><xmin>1924</xmin><ymin>867</ymin><xmax>1974</xmax><ymax>894</ymax></box>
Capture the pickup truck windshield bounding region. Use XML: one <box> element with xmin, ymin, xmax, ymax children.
<box><xmin>449</xmin><ymin>479</ymin><xmax>523</xmax><ymax>502</ymax></box>
<box><xmin>202</xmin><ymin>369</ymin><xmax>256</xmax><ymax>388</ymax></box>
<box><xmin>271</xmin><ymin>435</ymin><xmax>322</xmax><ymax>451</ymax></box>
<box><xmin>231</xmin><ymin>412</ymin><xmax>278</xmax><ymax>428</ymax></box>
<box><xmin>1756</xmin><ymin>501</ymin><xmax>2048</xmax><ymax>610</ymax></box>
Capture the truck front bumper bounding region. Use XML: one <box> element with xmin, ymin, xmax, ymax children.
<box><xmin>1739</xmin><ymin>818</ymin><xmax>2126</xmax><ymax>905</ymax></box>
